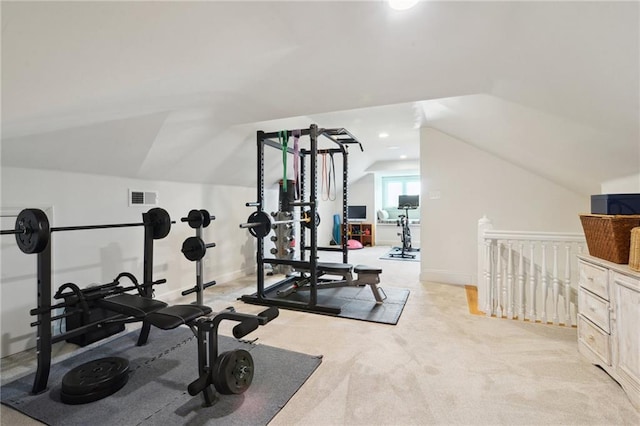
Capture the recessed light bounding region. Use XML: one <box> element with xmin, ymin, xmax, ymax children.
<box><xmin>388</xmin><ymin>0</ymin><xmax>419</xmax><ymax>11</ymax></box>
<box><xmin>378</xmin><ymin>132</ymin><xmax>389</xmax><ymax>138</ymax></box>
<box><xmin>387</xmin><ymin>146</ymin><xmax>399</xmax><ymax>150</ymax></box>
<box><xmin>400</xmin><ymin>155</ymin><xmax>407</xmax><ymax>159</ymax></box>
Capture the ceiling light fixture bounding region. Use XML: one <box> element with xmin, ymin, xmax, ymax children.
<box><xmin>388</xmin><ymin>0</ymin><xmax>419</xmax><ymax>11</ymax></box>
<box><xmin>378</xmin><ymin>132</ymin><xmax>389</xmax><ymax>138</ymax></box>
<box><xmin>387</xmin><ymin>146</ymin><xmax>399</xmax><ymax>150</ymax></box>
<box><xmin>400</xmin><ymin>155</ymin><xmax>408</xmax><ymax>159</ymax></box>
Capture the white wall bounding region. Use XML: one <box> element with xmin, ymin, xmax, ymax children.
<box><xmin>420</xmin><ymin>127</ymin><xmax>589</xmax><ymax>286</ymax></box>
<box><xmin>601</xmin><ymin>173</ymin><xmax>640</xmax><ymax>194</ymax></box>
<box><xmin>0</xmin><ymin>167</ymin><xmax>262</xmax><ymax>357</ymax></box>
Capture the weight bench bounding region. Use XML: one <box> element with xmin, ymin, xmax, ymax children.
<box><xmin>96</xmin><ymin>293</ymin><xmax>279</xmax><ymax>406</ymax></box>
<box><xmin>280</xmin><ymin>262</ymin><xmax>386</xmax><ymax>304</ymax></box>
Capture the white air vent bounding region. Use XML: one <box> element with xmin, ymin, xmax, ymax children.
<box><xmin>129</xmin><ymin>189</ymin><xmax>159</xmax><ymax>207</ymax></box>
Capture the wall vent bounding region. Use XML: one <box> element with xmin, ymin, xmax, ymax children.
<box><xmin>129</xmin><ymin>189</ymin><xmax>159</xmax><ymax>207</ymax></box>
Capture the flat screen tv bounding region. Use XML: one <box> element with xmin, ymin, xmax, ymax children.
<box><xmin>347</xmin><ymin>205</ymin><xmax>367</xmax><ymax>221</ymax></box>
<box><xmin>398</xmin><ymin>195</ymin><xmax>419</xmax><ymax>209</ymax></box>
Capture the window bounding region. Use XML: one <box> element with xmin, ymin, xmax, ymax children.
<box><xmin>381</xmin><ymin>175</ymin><xmax>420</xmax><ymax>211</ymax></box>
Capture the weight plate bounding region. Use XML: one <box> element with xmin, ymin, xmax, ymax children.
<box><xmin>61</xmin><ymin>357</ymin><xmax>129</xmax><ymax>396</ymax></box>
<box><xmin>302</xmin><ymin>210</ymin><xmax>321</xmax><ymax>230</ymax></box>
<box><xmin>247</xmin><ymin>211</ymin><xmax>271</xmax><ymax>239</ymax></box>
<box><xmin>146</xmin><ymin>208</ymin><xmax>171</xmax><ymax>239</ymax></box>
<box><xmin>61</xmin><ymin>372</ymin><xmax>129</xmax><ymax>405</ymax></box>
<box><xmin>182</xmin><ymin>236</ymin><xmax>206</xmax><ymax>262</ymax></box>
<box><xmin>186</xmin><ymin>209</ymin><xmax>203</xmax><ymax>229</ymax></box>
<box><xmin>15</xmin><ymin>209</ymin><xmax>50</xmax><ymax>254</ymax></box>
<box><xmin>200</xmin><ymin>209</ymin><xmax>211</xmax><ymax>228</ymax></box>
<box><xmin>212</xmin><ymin>349</ymin><xmax>254</xmax><ymax>395</ymax></box>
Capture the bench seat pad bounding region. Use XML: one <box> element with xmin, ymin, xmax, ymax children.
<box><xmin>97</xmin><ymin>293</ymin><xmax>168</xmax><ymax>318</ymax></box>
<box><xmin>145</xmin><ymin>305</ymin><xmax>212</xmax><ymax>330</ymax></box>
<box><xmin>354</xmin><ymin>265</ymin><xmax>382</xmax><ymax>274</ymax></box>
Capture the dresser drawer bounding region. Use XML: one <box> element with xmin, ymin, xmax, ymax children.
<box><xmin>578</xmin><ymin>314</ymin><xmax>611</xmax><ymax>366</ymax></box>
<box><xmin>578</xmin><ymin>287</ymin><xmax>610</xmax><ymax>333</ymax></box>
<box><xmin>579</xmin><ymin>260</ymin><xmax>609</xmax><ymax>300</ymax></box>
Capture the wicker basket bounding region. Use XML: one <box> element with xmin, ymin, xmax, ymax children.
<box><xmin>630</xmin><ymin>227</ymin><xmax>640</xmax><ymax>271</ymax></box>
<box><xmin>579</xmin><ymin>214</ymin><xmax>640</xmax><ymax>263</ymax></box>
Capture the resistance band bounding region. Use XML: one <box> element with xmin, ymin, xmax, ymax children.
<box><xmin>321</xmin><ymin>152</ymin><xmax>336</xmax><ymax>201</ymax></box>
<box><xmin>279</xmin><ymin>130</ymin><xmax>289</xmax><ymax>192</ymax></box>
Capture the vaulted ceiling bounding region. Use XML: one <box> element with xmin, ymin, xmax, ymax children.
<box><xmin>1</xmin><ymin>1</ymin><xmax>638</xmax><ymax>194</ymax></box>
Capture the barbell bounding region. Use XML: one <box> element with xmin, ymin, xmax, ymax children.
<box><xmin>239</xmin><ymin>210</ymin><xmax>320</xmax><ymax>239</ymax></box>
<box><xmin>0</xmin><ymin>208</ymin><xmax>172</xmax><ymax>254</ymax></box>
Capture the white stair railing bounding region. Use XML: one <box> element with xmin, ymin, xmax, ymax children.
<box><xmin>477</xmin><ymin>216</ymin><xmax>586</xmax><ymax>326</ymax></box>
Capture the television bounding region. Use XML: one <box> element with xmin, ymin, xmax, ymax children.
<box><xmin>347</xmin><ymin>205</ymin><xmax>367</xmax><ymax>221</ymax></box>
<box><xmin>398</xmin><ymin>195</ymin><xmax>419</xmax><ymax>209</ymax></box>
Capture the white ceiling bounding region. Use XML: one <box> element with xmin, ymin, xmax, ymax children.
<box><xmin>1</xmin><ymin>1</ymin><xmax>638</xmax><ymax>194</ymax></box>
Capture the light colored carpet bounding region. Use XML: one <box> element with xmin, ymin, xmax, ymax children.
<box><xmin>2</xmin><ymin>246</ymin><xmax>639</xmax><ymax>425</ymax></box>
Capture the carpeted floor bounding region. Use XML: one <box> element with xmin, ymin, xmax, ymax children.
<box><xmin>1</xmin><ymin>328</ymin><xmax>321</xmax><ymax>426</ymax></box>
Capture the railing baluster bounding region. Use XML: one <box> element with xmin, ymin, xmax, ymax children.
<box><xmin>541</xmin><ymin>242</ymin><xmax>548</xmax><ymax>324</ymax></box>
<box><xmin>484</xmin><ymin>239</ymin><xmax>494</xmax><ymax>317</ymax></box>
<box><xmin>564</xmin><ymin>244</ymin><xmax>572</xmax><ymax>326</ymax></box>
<box><xmin>496</xmin><ymin>242</ymin><xmax>503</xmax><ymax>318</ymax></box>
<box><xmin>507</xmin><ymin>240</ymin><xmax>514</xmax><ymax>320</ymax></box>
<box><xmin>552</xmin><ymin>243</ymin><xmax>560</xmax><ymax>325</ymax></box>
<box><xmin>518</xmin><ymin>243</ymin><xmax>525</xmax><ymax>321</ymax></box>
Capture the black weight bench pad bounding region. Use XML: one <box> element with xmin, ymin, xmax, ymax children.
<box><xmin>97</xmin><ymin>293</ymin><xmax>168</xmax><ymax>318</ymax></box>
<box><xmin>145</xmin><ymin>305</ymin><xmax>212</xmax><ymax>330</ymax></box>
<box><xmin>354</xmin><ymin>265</ymin><xmax>382</xmax><ymax>274</ymax></box>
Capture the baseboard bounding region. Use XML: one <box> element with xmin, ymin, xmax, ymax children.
<box><xmin>419</xmin><ymin>269</ymin><xmax>473</xmax><ymax>285</ymax></box>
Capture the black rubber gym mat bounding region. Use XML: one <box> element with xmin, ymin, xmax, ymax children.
<box><xmin>1</xmin><ymin>327</ymin><xmax>322</xmax><ymax>426</ymax></box>
<box><xmin>261</xmin><ymin>285</ymin><xmax>410</xmax><ymax>325</ymax></box>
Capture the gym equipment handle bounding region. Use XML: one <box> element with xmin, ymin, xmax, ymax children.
<box><xmin>181</xmin><ymin>280</ymin><xmax>216</xmax><ymax>296</ymax></box>
<box><xmin>257</xmin><ymin>306</ymin><xmax>279</xmax><ymax>324</ymax></box>
<box><xmin>232</xmin><ymin>317</ymin><xmax>260</xmax><ymax>339</ymax></box>
<box><xmin>188</xmin><ymin>369</ymin><xmax>212</xmax><ymax>396</ymax></box>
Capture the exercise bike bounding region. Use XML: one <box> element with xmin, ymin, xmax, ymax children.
<box><xmin>389</xmin><ymin>205</ymin><xmax>419</xmax><ymax>259</ymax></box>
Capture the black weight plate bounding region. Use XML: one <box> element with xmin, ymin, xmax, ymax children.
<box><xmin>200</xmin><ymin>209</ymin><xmax>211</xmax><ymax>228</ymax></box>
<box><xmin>61</xmin><ymin>357</ymin><xmax>129</xmax><ymax>396</ymax></box>
<box><xmin>147</xmin><ymin>208</ymin><xmax>171</xmax><ymax>239</ymax></box>
<box><xmin>15</xmin><ymin>208</ymin><xmax>50</xmax><ymax>254</ymax></box>
<box><xmin>181</xmin><ymin>236</ymin><xmax>206</xmax><ymax>262</ymax></box>
<box><xmin>186</xmin><ymin>209</ymin><xmax>203</xmax><ymax>229</ymax></box>
<box><xmin>247</xmin><ymin>211</ymin><xmax>271</xmax><ymax>239</ymax></box>
<box><xmin>61</xmin><ymin>372</ymin><xmax>129</xmax><ymax>405</ymax></box>
<box><xmin>301</xmin><ymin>210</ymin><xmax>321</xmax><ymax>230</ymax></box>
<box><xmin>212</xmin><ymin>349</ymin><xmax>254</xmax><ymax>395</ymax></box>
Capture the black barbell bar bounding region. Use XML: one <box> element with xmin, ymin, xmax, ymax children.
<box><xmin>1</xmin><ymin>208</ymin><xmax>173</xmax><ymax>254</ymax></box>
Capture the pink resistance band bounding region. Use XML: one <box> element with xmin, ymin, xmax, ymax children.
<box><xmin>293</xmin><ymin>130</ymin><xmax>301</xmax><ymax>200</ymax></box>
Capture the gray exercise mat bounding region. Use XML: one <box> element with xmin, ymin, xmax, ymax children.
<box><xmin>1</xmin><ymin>327</ymin><xmax>322</xmax><ymax>426</ymax></box>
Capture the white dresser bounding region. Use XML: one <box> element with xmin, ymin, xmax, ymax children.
<box><xmin>577</xmin><ymin>254</ymin><xmax>640</xmax><ymax>411</ymax></box>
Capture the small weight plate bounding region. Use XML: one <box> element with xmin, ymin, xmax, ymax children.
<box><xmin>200</xmin><ymin>209</ymin><xmax>211</xmax><ymax>228</ymax></box>
<box><xmin>15</xmin><ymin>209</ymin><xmax>50</xmax><ymax>254</ymax></box>
<box><xmin>61</xmin><ymin>357</ymin><xmax>129</xmax><ymax>397</ymax></box>
<box><xmin>186</xmin><ymin>209</ymin><xmax>203</xmax><ymax>229</ymax></box>
<box><xmin>146</xmin><ymin>208</ymin><xmax>171</xmax><ymax>239</ymax></box>
<box><xmin>212</xmin><ymin>349</ymin><xmax>254</xmax><ymax>395</ymax></box>
<box><xmin>181</xmin><ymin>236</ymin><xmax>206</xmax><ymax>262</ymax></box>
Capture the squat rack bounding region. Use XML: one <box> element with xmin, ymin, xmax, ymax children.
<box><xmin>240</xmin><ymin>124</ymin><xmax>363</xmax><ymax>314</ymax></box>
